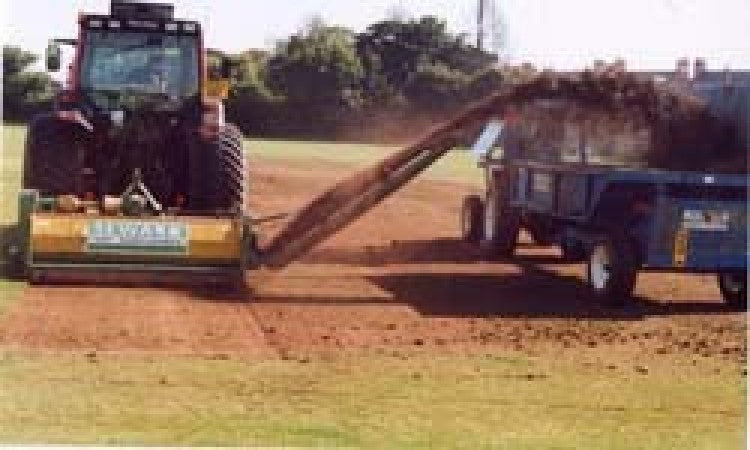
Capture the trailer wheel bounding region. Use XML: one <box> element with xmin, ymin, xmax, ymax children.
<box><xmin>717</xmin><ymin>272</ymin><xmax>747</xmax><ymax>310</ymax></box>
<box><xmin>492</xmin><ymin>207</ymin><xmax>521</xmax><ymax>257</ymax></box>
<box><xmin>461</xmin><ymin>195</ymin><xmax>484</xmax><ymax>243</ymax></box>
<box><xmin>561</xmin><ymin>241</ymin><xmax>587</xmax><ymax>262</ymax></box>
<box><xmin>587</xmin><ymin>233</ymin><xmax>637</xmax><ymax>307</ymax></box>
<box><xmin>524</xmin><ymin>215</ymin><xmax>555</xmax><ymax>246</ymax></box>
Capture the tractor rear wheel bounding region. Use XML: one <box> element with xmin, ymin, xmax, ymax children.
<box><xmin>22</xmin><ymin>114</ymin><xmax>85</xmax><ymax>195</ymax></box>
<box><xmin>189</xmin><ymin>124</ymin><xmax>246</xmax><ymax>212</ymax></box>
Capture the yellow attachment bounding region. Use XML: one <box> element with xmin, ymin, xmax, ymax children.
<box><xmin>204</xmin><ymin>79</ymin><xmax>230</xmax><ymax>99</ymax></box>
<box><xmin>30</xmin><ymin>213</ymin><xmax>242</xmax><ymax>264</ymax></box>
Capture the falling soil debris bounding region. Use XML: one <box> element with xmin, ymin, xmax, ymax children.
<box><xmin>264</xmin><ymin>71</ymin><xmax>746</xmax><ymax>267</ymax></box>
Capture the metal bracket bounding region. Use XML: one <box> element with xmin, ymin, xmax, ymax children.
<box><xmin>121</xmin><ymin>169</ymin><xmax>163</xmax><ymax>214</ymax></box>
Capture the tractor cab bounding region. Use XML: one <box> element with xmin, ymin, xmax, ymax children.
<box><xmin>46</xmin><ymin>1</ymin><xmax>230</xmax><ymax>116</ymax></box>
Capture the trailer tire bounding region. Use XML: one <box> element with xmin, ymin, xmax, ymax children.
<box><xmin>587</xmin><ymin>233</ymin><xmax>637</xmax><ymax>307</ymax></box>
<box><xmin>717</xmin><ymin>272</ymin><xmax>747</xmax><ymax>310</ymax></box>
<box><xmin>561</xmin><ymin>241</ymin><xmax>587</xmax><ymax>262</ymax></box>
<box><xmin>492</xmin><ymin>207</ymin><xmax>522</xmax><ymax>257</ymax></box>
<box><xmin>461</xmin><ymin>195</ymin><xmax>484</xmax><ymax>243</ymax></box>
<box><xmin>524</xmin><ymin>215</ymin><xmax>555</xmax><ymax>246</ymax></box>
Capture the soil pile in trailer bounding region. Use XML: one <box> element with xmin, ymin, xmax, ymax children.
<box><xmin>264</xmin><ymin>71</ymin><xmax>747</xmax><ymax>267</ymax></box>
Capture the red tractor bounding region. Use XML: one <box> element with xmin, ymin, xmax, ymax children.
<box><xmin>7</xmin><ymin>1</ymin><xmax>256</xmax><ymax>283</ymax></box>
<box><xmin>28</xmin><ymin>0</ymin><xmax>244</xmax><ymax>213</ymax></box>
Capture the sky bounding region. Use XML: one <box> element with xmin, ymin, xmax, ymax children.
<box><xmin>3</xmin><ymin>0</ymin><xmax>750</xmax><ymax>72</ymax></box>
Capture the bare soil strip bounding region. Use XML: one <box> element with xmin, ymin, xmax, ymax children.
<box><xmin>1</xmin><ymin>157</ymin><xmax>745</xmax><ymax>366</ymax></box>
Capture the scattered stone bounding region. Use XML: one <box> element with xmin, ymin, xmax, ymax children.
<box><xmin>413</xmin><ymin>338</ymin><xmax>425</xmax><ymax>346</ymax></box>
<box><xmin>655</xmin><ymin>347</ymin><xmax>668</xmax><ymax>355</ymax></box>
<box><xmin>159</xmin><ymin>376</ymin><xmax>168</xmax><ymax>385</ymax></box>
<box><xmin>385</xmin><ymin>323</ymin><xmax>397</xmax><ymax>331</ymax></box>
<box><xmin>634</xmin><ymin>365</ymin><xmax>649</xmax><ymax>375</ymax></box>
<box><xmin>264</xmin><ymin>326</ymin><xmax>276</xmax><ymax>334</ymax></box>
<box><xmin>524</xmin><ymin>373</ymin><xmax>547</xmax><ymax>380</ymax></box>
<box><xmin>606</xmin><ymin>364</ymin><xmax>617</xmax><ymax>370</ymax></box>
<box><xmin>298</xmin><ymin>357</ymin><xmax>311</xmax><ymax>364</ymax></box>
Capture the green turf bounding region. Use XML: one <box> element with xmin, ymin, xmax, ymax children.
<box><xmin>0</xmin><ymin>351</ymin><xmax>744</xmax><ymax>448</ymax></box>
<box><xmin>248</xmin><ymin>139</ymin><xmax>484</xmax><ymax>186</ymax></box>
<box><xmin>0</xmin><ymin>124</ymin><xmax>744</xmax><ymax>447</ymax></box>
<box><xmin>1</xmin><ymin>124</ymin><xmax>25</xmax><ymax>224</ymax></box>
<box><xmin>0</xmin><ymin>125</ymin><xmax>26</xmax><ymax>310</ymax></box>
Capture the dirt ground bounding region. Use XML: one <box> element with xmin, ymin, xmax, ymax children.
<box><xmin>0</xmin><ymin>156</ymin><xmax>746</xmax><ymax>367</ymax></box>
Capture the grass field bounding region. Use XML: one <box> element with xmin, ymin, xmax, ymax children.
<box><xmin>0</xmin><ymin>125</ymin><xmax>26</xmax><ymax>312</ymax></box>
<box><xmin>0</xmin><ymin>123</ymin><xmax>745</xmax><ymax>447</ymax></box>
<box><xmin>0</xmin><ymin>351</ymin><xmax>743</xmax><ymax>448</ymax></box>
<box><xmin>247</xmin><ymin>139</ymin><xmax>484</xmax><ymax>186</ymax></box>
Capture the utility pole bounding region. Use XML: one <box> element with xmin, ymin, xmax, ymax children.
<box><xmin>477</xmin><ymin>0</ymin><xmax>486</xmax><ymax>50</ymax></box>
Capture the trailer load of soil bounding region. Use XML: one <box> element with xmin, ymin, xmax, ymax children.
<box><xmin>263</xmin><ymin>71</ymin><xmax>747</xmax><ymax>268</ymax></box>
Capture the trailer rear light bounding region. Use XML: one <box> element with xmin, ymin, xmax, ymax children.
<box><xmin>165</xmin><ymin>22</ymin><xmax>179</xmax><ymax>32</ymax></box>
<box><xmin>88</xmin><ymin>19</ymin><xmax>103</xmax><ymax>28</ymax></box>
<box><xmin>109</xmin><ymin>20</ymin><xmax>121</xmax><ymax>28</ymax></box>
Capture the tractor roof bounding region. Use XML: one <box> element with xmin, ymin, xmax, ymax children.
<box><xmin>110</xmin><ymin>1</ymin><xmax>174</xmax><ymax>20</ymax></box>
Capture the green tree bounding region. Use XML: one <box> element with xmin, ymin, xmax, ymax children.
<box><xmin>3</xmin><ymin>46</ymin><xmax>55</xmax><ymax>120</ymax></box>
<box><xmin>356</xmin><ymin>16</ymin><xmax>497</xmax><ymax>103</ymax></box>
<box><xmin>268</xmin><ymin>19</ymin><xmax>364</xmax><ymax>107</ymax></box>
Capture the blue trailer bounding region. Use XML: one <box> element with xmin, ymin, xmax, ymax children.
<box><xmin>461</xmin><ymin>161</ymin><xmax>747</xmax><ymax>307</ymax></box>
<box><xmin>460</xmin><ymin>78</ymin><xmax>748</xmax><ymax>308</ymax></box>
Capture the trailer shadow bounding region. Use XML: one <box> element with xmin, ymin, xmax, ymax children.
<box><xmin>365</xmin><ymin>271</ymin><xmax>732</xmax><ymax>320</ymax></box>
<box><xmin>257</xmin><ymin>238</ymin><xmax>734</xmax><ymax>320</ymax></box>
<box><xmin>303</xmin><ymin>238</ymin><xmax>557</xmax><ymax>266</ymax></box>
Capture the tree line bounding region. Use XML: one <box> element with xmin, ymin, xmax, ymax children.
<box><xmin>4</xmin><ymin>16</ymin><xmax>515</xmax><ymax>141</ymax></box>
